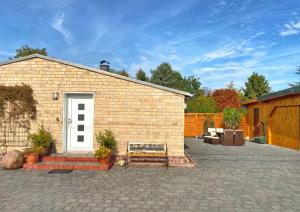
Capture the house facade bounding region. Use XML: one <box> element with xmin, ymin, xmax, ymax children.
<box><xmin>0</xmin><ymin>54</ymin><xmax>192</xmax><ymax>164</ymax></box>
<box><xmin>243</xmin><ymin>87</ymin><xmax>300</xmax><ymax>150</ymax></box>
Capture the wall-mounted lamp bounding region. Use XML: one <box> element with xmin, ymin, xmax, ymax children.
<box><xmin>52</xmin><ymin>92</ymin><xmax>59</xmax><ymax>100</ymax></box>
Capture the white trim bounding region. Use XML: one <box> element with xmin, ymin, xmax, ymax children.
<box><xmin>63</xmin><ymin>92</ymin><xmax>95</xmax><ymax>153</ymax></box>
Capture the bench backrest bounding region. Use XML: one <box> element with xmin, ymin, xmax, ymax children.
<box><xmin>128</xmin><ymin>142</ymin><xmax>167</xmax><ymax>155</ymax></box>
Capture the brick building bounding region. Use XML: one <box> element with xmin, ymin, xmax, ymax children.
<box><xmin>0</xmin><ymin>54</ymin><xmax>192</xmax><ymax>165</ymax></box>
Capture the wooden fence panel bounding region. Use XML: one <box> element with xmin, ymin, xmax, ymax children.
<box><xmin>184</xmin><ymin>113</ymin><xmax>248</xmax><ymax>137</ymax></box>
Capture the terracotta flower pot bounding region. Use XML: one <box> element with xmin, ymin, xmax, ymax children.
<box><xmin>26</xmin><ymin>153</ymin><xmax>39</xmax><ymax>164</ymax></box>
<box><xmin>98</xmin><ymin>155</ymin><xmax>111</xmax><ymax>164</ymax></box>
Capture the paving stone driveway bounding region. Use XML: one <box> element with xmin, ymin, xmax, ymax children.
<box><xmin>1</xmin><ymin>139</ymin><xmax>300</xmax><ymax>212</ymax></box>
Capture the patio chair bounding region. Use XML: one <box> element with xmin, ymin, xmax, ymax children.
<box><xmin>220</xmin><ymin>129</ymin><xmax>234</xmax><ymax>146</ymax></box>
<box><xmin>234</xmin><ymin>130</ymin><xmax>245</xmax><ymax>146</ymax></box>
<box><xmin>204</xmin><ymin>130</ymin><xmax>220</xmax><ymax>144</ymax></box>
<box><xmin>209</xmin><ymin>136</ymin><xmax>220</xmax><ymax>144</ymax></box>
<box><xmin>204</xmin><ymin>128</ymin><xmax>215</xmax><ymax>143</ymax></box>
<box><xmin>204</xmin><ymin>136</ymin><xmax>210</xmax><ymax>143</ymax></box>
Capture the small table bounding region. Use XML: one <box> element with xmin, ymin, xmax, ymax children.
<box><xmin>216</xmin><ymin>132</ymin><xmax>224</xmax><ymax>138</ymax></box>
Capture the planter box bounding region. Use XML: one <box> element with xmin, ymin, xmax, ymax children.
<box><xmin>254</xmin><ymin>136</ymin><xmax>266</xmax><ymax>144</ymax></box>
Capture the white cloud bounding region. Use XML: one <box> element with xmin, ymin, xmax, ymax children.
<box><xmin>51</xmin><ymin>13</ymin><xmax>74</xmax><ymax>43</ymax></box>
<box><xmin>0</xmin><ymin>50</ymin><xmax>14</xmax><ymax>57</ymax></box>
<box><xmin>201</xmin><ymin>48</ymin><xmax>236</xmax><ymax>62</ymax></box>
<box><xmin>200</xmin><ymin>32</ymin><xmax>266</xmax><ymax>62</ymax></box>
<box><xmin>279</xmin><ymin>20</ymin><xmax>300</xmax><ymax>36</ymax></box>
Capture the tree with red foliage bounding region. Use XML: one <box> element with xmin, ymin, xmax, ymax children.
<box><xmin>211</xmin><ymin>88</ymin><xmax>241</xmax><ymax>111</ymax></box>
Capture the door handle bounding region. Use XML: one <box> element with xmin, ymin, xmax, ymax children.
<box><xmin>68</xmin><ymin>118</ymin><xmax>72</xmax><ymax>124</ymax></box>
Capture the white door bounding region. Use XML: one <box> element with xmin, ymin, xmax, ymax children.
<box><xmin>66</xmin><ymin>94</ymin><xmax>94</xmax><ymax>152</ymax></box>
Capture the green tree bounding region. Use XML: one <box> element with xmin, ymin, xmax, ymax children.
<box><xmin>136</xmin><ymin>68</ymin><xmax>148</xmax><ymax>81</ymax></box>
<box><xmin>227</xmin><ymin>81</ymin><xmax>235</xmax><ymax>90</ymax></box>
<box><xmin>181</xmin><ymin>76</ymin><xmax>202</xmax><ymax>95</ymax></box>
<box><xmin>243</xmin><ymin>72</ymin><xmax>271</xmax><ymax>99</ymax></box>
<box><xmin>290</xmin><ymin>68</ymin><xmax>300</xmax><ymax>87</ymax></box>
<box><xmin>227</xmin><ymin>81</ymin><xmax>247</xmax><ymax>102</ymax></box>
<box><xmin>119</xmin><ymin>69</ymin><xmax>129</xmax><ymax>77</ymax></box>
<box><xmin>186</xmin><ymin>95</ymin><xmax>218</xmax><ymax>113</ymax></box>
<box><xmin>11</xmin><ymin>45</ymin><xmax>47</xmax><ymax>59</ymax></box>
<box><xmin>109</xmin><ymin>68</ymin><xmax>129</xmax><ymax>77</ymax></box>
<box><xmin>150</xmin><ymin>62</ymin><xmax>183</xmax><ymax>89</ymax></box>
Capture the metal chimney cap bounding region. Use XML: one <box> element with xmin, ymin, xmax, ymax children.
<box><xmin>100</xmin><ymin>60</ymin><xmax>110</xmax><ymax>65</ymax></box>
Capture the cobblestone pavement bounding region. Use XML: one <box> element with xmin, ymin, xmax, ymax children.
<box><xmin>1</xmin><ymin>139</ymin><xmax>300</xmax><ymax>212</ymax></box>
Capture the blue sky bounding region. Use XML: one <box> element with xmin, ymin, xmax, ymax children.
<box><xmin>0</xmin><ymin>0</ymin><xmax>299</xmax><ymax>91</ymax></box>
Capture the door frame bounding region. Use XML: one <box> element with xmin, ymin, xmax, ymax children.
<box><xmin>62</xmin><ymin>92</ymin><xmax>95</xmax><ymax>153</ymax></box>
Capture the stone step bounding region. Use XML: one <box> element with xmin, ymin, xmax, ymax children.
<box><xmin>23</xmin><ymin>161</ymin><xmax>112</xmax><ymax>171</ymax></box>
<box><xmin>129</xmin><ymin>157</ymin><xmax>168</xmax><ymax>162</ymax></box>
<box><xmin>128</xmin><ymin>162</ymin><xmax>168</xmax><ymax>167</ymax></box>
<box><xmin>42</xmin><ymin>155</ymin><xmax>98</xmax><ymax>163</ymax></box>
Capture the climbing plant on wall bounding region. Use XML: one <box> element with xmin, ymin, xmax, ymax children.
<box><xmin>0</xmin><ymin>84</ymin><xmax>37</xmax><ymax>157</ymax></box>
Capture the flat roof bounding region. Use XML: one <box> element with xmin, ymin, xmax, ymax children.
<box><xmin>0</xmin><ymin>54</ymin><xmax>193</xmax><ymax>98</ymax></box>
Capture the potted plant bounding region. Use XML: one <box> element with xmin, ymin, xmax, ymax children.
<box><xmin>28</xmin><ymin>124</ymin><xmax>52</xmax><ymax>157</ymax></box>
<box><xmin>223</xmin><ymin>108</ymin><xmax>243</xmax><ymax>130</ymax></box>
<box><xmin>95</xmin><ymin>129</ymin><xmax>117</xmax><ymax>164</ymax></box>
<box><xmin>23</xmin><ymin>146</ymin><xmax>43</xmax><ymax>164</ymax></box>
<box><xmin>95</xmin><ymin>146</ymin><xmax>112</xmax><ymax>164</ymax></box>
<box><xmin>222</xmin><ymin>108</ymin><xmax>246</xmax><ymax>145</ymax></box>
<box><xmin>254</xmin><ymin>122</ymin><xmax>266</xmax><ymax>144</ymax></box>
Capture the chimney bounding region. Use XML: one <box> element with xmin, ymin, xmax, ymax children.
<box><xmin>100</xmin><ymin>60</ymin><xmax>110</xmax><ymax>71</ymax></box>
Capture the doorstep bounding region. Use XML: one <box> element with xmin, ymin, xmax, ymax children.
<box><xmin>23</xmin><ymin>154</ymin><xmax>114</xmax><ymax>171</ymax></box>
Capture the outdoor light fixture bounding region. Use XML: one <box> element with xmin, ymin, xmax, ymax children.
<box><xmin>52</xmin><ymin>92</ymin><xmax>59</xmax><ymax>100</ymax></box>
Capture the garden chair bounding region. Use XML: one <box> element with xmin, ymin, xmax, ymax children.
<box><xmin>204</xmin><ymin>130</ymin><xmax>220</xmax><ymax>144</ymax></box>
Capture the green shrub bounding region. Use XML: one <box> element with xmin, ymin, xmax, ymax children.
<box><xmin>28</xmin><ymin>124</ymin><xmax>52</xmax><ymax>149</ymax></box>
<box><xmin>186</xmin><ymin>95</ymin><xmax>218</xmax><ymax>113</ymax></box>
<box><xmin>203</xmin><ymin>118</ymin><xmax>215</xmax><ymax>134</ymax></box>
<box><xmin>96</xmin><ymin>129</ymin><xmax>117</xmax><ymax>151</ymax></box>
<box><xmin>95</xmin><ymin>146</ymin><xmax>112</xmax><ymax>159</ymax></box>
<box><xmin>23</xmin><ymin>146</ymin><xmax>44</xmax><ymax>155</ymax></box>
<box><xmin>223</xmin><ymin>108</ymin><xmax>245</xmax><ymax>129</ymax></box>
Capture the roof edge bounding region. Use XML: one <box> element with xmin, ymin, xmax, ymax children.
<box><xmin>241</xmin><ymin>99</ymin><xmax>258</xmax><ymax>105</ymax></box>
<box><xmin>0</xmin><ymin>54</ymin><xmax>192</xmax><ymax>97</ymax></box>
<box><xmin>257</xmin><ymin>86</ymin><xmax>300</xmax><ymax>101</ymax></box>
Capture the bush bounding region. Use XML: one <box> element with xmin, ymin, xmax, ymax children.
<box><xmin>203</xmin><ymin>118</ymin><xmax>215</xmax><ymax>134</ymax></box>
<box><xmin>96</xmin><ymin>129</ymin><xmax>117</xmax><ymax>151</ymax></box>
<box><xmin>211</xmin><ymin>89</ymin><xmax>240</xmax><ymax>111</ymax></box>
<box><xmin>94</xmin><ymin>146</ymin><xmax>112</xmax><ymax>159</ymax></box>
<box><xmin>28</xmin><ymin>124</ymin><xmax>52</xmax><ymax>149</ymax></box>
<box><xmin>186</xmin><ymin>95</ymin><xmax>218</xmax><ymax>113</ymax></box>
<box><xmin>23</xmin><ymin>146</ymin><xmax>44</xmax><ymax>155</ymax></box>
<box><xmin>223</xmin><ymin>108</ymin><xmax>245</xmax><ymax>129</ymax></box>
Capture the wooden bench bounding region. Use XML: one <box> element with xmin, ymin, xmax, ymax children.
<box><xmin>126</xmin><ymin>142</ymin><xmax>168</xmax><ymax>168</ymax></box>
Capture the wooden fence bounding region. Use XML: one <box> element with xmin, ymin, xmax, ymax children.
<box><xmin>184</xmin><ymin>113</ymin><xmax>248</xmax><ymax>137</ymax></box>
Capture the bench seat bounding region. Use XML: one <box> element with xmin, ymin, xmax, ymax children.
<box><xmin>126</xmin><ymin>142</ymin><xmax>168</xmax><ymax>168</ymax></box>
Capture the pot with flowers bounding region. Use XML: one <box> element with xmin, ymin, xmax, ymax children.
<box><xmin>95</xmin><ymin>129</ymin><xmax>117</xmax><ymax>165</ymax></box>
<box><xmin>23</xmin><ymin>146</ymin><xmax>44</xmax><ymax>164</ymax></box>
<box><xmin>95</xmin><ymin>146</ymin><xmax>112</xmax><ymax>164</ymax></box>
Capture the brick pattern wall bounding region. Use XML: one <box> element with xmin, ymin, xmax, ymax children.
<box><xmin>0</xmin><ymin>58</ymin><xmax>185</xmax><ymax>157</ymax></box>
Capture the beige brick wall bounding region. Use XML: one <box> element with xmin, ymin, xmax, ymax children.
<box><xmin>0</xmin><ymin>58</ymin><xmax>185</xmax><ymax>156</ymax></box>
